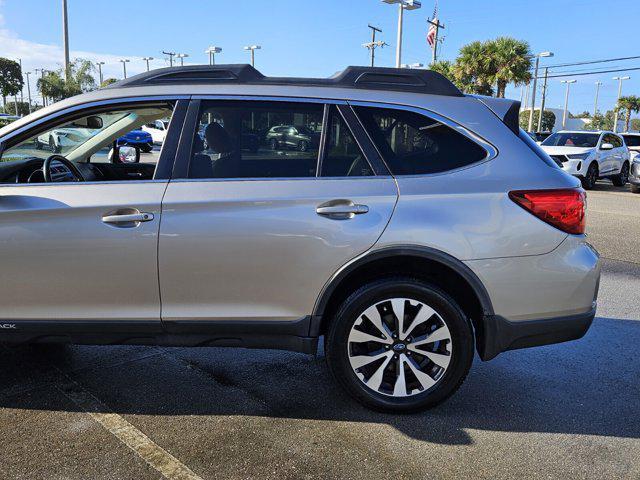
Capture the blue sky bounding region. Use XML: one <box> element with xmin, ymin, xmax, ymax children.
<box><xmin>1</xmin><ymin>0</ymin><xmax>639</xmax><ymax>117</ymax></box>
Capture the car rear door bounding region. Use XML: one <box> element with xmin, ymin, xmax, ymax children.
<box><xmin>158</xmin><ymin>98</ymin><xmax>397</xmax><ymax>325</ymax></box>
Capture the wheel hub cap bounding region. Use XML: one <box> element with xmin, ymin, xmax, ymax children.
<box><xmin>347</xmin><ymin>297</ymin><xmax>453</xmax><ymax>398</ymax></box>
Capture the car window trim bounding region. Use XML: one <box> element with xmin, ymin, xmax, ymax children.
<box><xmin>336</xmin><ymin>104</ymin><xmax>387</xmax><ymax>176</ymax></box>
<box><xmin>0</xmin><ymin>96</ymin><xmax>189</xmax><ymax>183</ymax></box>
<box><xmin>347</xmin><ymin>99</ymin><xmax>498</xmax><ymax>178</ymax></box>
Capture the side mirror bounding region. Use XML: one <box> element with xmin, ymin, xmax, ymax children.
<box><xmin>600</xmin><ymin>142</ymin><xmax>614</xmax><ymax>151</ymax></box>
<box><xmin>108</xmin><ymin>145</ymin><xmax>140</xmax><ymax>164</ymax></box>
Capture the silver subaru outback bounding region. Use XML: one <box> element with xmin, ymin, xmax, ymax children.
<box><xmin>0</xmin><ymin>65</ymin><xmax>600</xmax><ymax>412</ymax></box>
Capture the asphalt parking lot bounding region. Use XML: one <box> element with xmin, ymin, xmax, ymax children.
<box><xmin>1</xmin><ymin>180</ymin><xmax>639</xmax><ymax>480</ymax></box>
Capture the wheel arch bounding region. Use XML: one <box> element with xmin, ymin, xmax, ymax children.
<box><xmin>311</xmin><ymin>246</ymin><xmax>495</xmax><ymax>358</ymax></box>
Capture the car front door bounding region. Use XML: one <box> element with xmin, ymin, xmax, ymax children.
<box><xmin>0</xmin><ymin>99</ymin><xmax>186</xmax><ymax>329</ymax></box>
<box><xmin>158</xmin><ymin>99</ymin><xmax>397</xmax><ymax>325</ymax></box>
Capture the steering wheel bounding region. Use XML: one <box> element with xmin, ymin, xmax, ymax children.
<box><xmin>43</xmin><ymin>154</ymin><xmax>85</xmax><ymax>183</ymax></box>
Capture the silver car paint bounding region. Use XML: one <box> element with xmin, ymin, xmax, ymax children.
<box><xmin>0</xmin><ymin>83</ymin><xmax>599</xmax><ymax>327</ymax></box>
<box><xmin>159</xmin><ymin>178</ymin><xmax>397</xmax><ymax>321</ymax></box>
<box><xmin>0</xmin><ymin>182</ymin><xmax>165</xmax><ymax>321</ymax></box>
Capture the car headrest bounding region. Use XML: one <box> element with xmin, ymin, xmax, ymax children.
<box><xmin>205</xmin><ymin>122</ymin><xmax>233</xmax><ymax>153</ymax></box>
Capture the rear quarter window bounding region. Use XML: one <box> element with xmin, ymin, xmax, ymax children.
<box><xmin>354</xmin><ymin>106</ymin><xmax>488</xmax><ymax>175</ymax></box>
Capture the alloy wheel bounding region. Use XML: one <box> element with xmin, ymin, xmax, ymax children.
<box><xmin>347</xmin><ymin>298</ymin><xmax>452</xmax><ymax>398</ymax></box>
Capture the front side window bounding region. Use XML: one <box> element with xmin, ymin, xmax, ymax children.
<box><xmin>189</xmin><ymin>101</ymin><xmax>323</xmax><ymax>179</ymax></box>
<box><xmin>354</xmin><ymin>106</ymin><xmax>487</xmax><ymax>175</ymax></box>
<box><xmin>0</xmin><ymin>103</ymin><xmax>175</xmax><ymax>184</ymax></box>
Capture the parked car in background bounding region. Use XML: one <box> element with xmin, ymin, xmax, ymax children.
<box><xmin>36</xmin><ymin>127</ymin><xmax>94</xmax><ymax>153</ymax></box>
<box><xmin>265</xmin><ymin>125</ymin><xmax>320</xmax><ymax>152</ymax></box>
<box><xmin>117</xmin><ymin>128</ymin><xmax>154</xmax><ymax>153</ymax></box>
<box><xmin>540</xmin><ymin>130</ymin><xmax>630</xmax><ymax>189</ymax></box>
<box><xmin>621</xmin><ymin>133</ymin><xmax>640</xmax><ymax>161</ymax></box>
<box><xmin>0</xmin><ymin>65</ymin><xmax>600</xmax><ymax>412</ymax></box>
<box><xmin>142</xmin><ymin>119</ymin><xmax>169</xmax><ymax>145</ymax></box>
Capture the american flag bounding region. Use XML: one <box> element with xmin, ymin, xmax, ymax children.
<box><xmin>427</xmin><ymin>1</ymin><xmax>438</xmax><ymax>49</ymax></box>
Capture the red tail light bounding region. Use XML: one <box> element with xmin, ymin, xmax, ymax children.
<box><xmin>509</xmin><ymin>189</ymin><xmax>586</xmax><ymax>235</ymax></box>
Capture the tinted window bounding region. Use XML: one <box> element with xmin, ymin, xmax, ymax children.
<box><xmin>602</xmin><ymin>134</ymin><xmax>621</xmax><ymax>148</ymax></box>
<box><xmin>321</xmin><ymin>106</ymin><xmax>372</xmax><ymax>177</ymax></box>
<box><xmin>189</xmin><ymin>101</ymin><xmax>323</xmax><ymax>179</ymax></box>
<box><xmin>354</xmin><ymin>106</ymin><xmax>487</xmax><ymax>175</ymax></box>
<box><xmin>623</xmin><ymin>135</ymin><xmax>640</xmax><ymax>147</ymax></box>
<box><xmin>541</xmin><ymin>132</ymin><xmax>599</xmax><ymax>148</ymax></box>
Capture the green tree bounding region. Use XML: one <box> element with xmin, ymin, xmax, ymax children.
<box><xmin>519</xmin><ymin>109</ymin><xmax>555</xmax><ymax>132</ymax></box>
<box><xmin>617</xmin><ymin>95</ymin><xmax>640</xmax><ymax>133</ymax></box>
<box><xmin>100</xmin><ymin>78</ymin><xmax>118</xmax><ymax>88</ymax></box>
<box><xmin>631</xmin><ymin>118</ymin><xmax>640</xmax><ymax>132</ymax></box>
<box><xmin>486</xmin><ymin>37</ymin><xmax>532</xmax><ymax>98</ymax></box>
<box><xmin>2</xmin><ymin>101</ymin><xmax>31</xmax><ymax>116</ymax></box>
<box><xmin>453</xmin><ymin>41</ymin><xmax>495</xmax><ymax>96</ymax></box>
<box><xmin>0</xmin><ymin>57</ymin><xmax>24</xmax><ymax>108</ymax></box>
<box><xmin>429</xmin><ymin>60</ymin><xmax>476</xmax><ymax>94</ymax></box>
<box><xmin>38</xmin><ymin>59</ymin><xmax>96</xmax><ymax>102</ymax></box>
<box><xmin>583</xmin><ymin>110</ymin><xmax>616</xmax><ymax>131</ymax></box>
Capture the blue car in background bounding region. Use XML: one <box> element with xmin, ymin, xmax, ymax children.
<box><xmin>117</xmin><ymin>129</ymin><xmax>154</xmax><ymax>153</ymax></box>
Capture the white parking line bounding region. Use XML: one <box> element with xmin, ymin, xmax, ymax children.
<box><xmin>55</xmin><ymin>373</ymin><xmax>203</xmax><ymax>480</ymax></box>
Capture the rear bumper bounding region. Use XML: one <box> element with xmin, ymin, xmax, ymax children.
<box><xmin>479</xmin><ymin>306</ymin><xmax>596</xmax><ymax>360</ymax></box>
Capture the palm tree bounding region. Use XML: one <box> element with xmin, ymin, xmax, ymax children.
<box><xmin>453</xmin><ymin>41</ymin><xmax>494</xmax><ymax>96</ymax></box>
<box><xmin>486</xmin><ymin>37</ymin><xmax>532</xmax><ymax>98</ymax></box>
<box><xmin>617</xmin><ymin>96</ymin><xmax>640</xmax><ymax>132</ymax></box>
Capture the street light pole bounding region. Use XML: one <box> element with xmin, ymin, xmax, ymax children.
<box><xmin>612</xmin><ymin>76</ymin><xmax>630</xmax><ymax>133</ymax></box>
<box><xmin>163</xmin><ymin>51</ymin><xmax>176</xmax><ymax>67</ymax></box>
<box><xmin>62</xmin><ymin>0</ymin><xmax>70</xmax><ymax>81</ymax></box>
<box><xmin>205</xmin><ymin>47</ymin><xmax>222</xmax><ymax>66</ymax></box>
<box><xmin>561</xmin><ymin>79</ymin><xmax>577</xmax><ymax>129</ymax></box>
<box><xmin>244</xmin><ymin>45</ymin><xmax>261</xmax><ymax>67</ymax></box>
<box><xmin>119</xmin><ymin>59</ymin><xmax>130</xmax><ymax>79</ymax></box>
<box><xmin>527</xmin><ymin>51</ymin><xmax>554</xmax><ymax>132</ymax></box>
<box><xmin>142</xmin><ymin>57</ymin><xmax>154</xmax><ymax>72</ymax></box>
<box><xmin>96</xmin><ymin>61</ymin><xmax>105</xmax><ymax>85</ymax></box>
<box><xmin>382</xmin><ymin>0</ymin><xmax>421</xmax><ymax>68</ymax></box>
<box><xmin>593</xmin><ymin>81</ymin><xmax>603</xmax><ymax>117</ymax></box>
<box><xmin>537</xmin><ymin>67</ymin><xmax>549</xmax><ymax>132</ymax></box>
<box><xmin>401</xmin><ymin>63</ymin><xmax>424</xmax><ymax>69</ymax></box>
<box><xmin>35</xmin><ymin>68</ymin><xmax>46</xmax><ymax>107</ymax></box>
<box><xmin>25</xmin><ymin>71</ymin><xmax>32</xmax><ymax>114</ymax></box>
<box><xmin>176</xmin><ymin>53</ymin><xmax>189</xmax><ymax>66</ymax></box>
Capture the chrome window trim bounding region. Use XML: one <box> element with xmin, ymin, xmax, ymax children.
<box><xmin>169</xmin><ymin>175</ymin><xmax>388</xmax><ymax>184</ymax></box>
<box><xmin>0</xmin><ymin>179</ymin><xmax>168</xmax><ymax>188</ymax></box>
<box><xmin>347</xmin><ymin>99</ymin><xmax>499</xmax><ymax>178</ymax></box>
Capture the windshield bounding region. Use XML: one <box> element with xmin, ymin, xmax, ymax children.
<box><xmin>542</xmin><ymin>132</ymin><xmax>599</xmax><ymax>148</ymax></box>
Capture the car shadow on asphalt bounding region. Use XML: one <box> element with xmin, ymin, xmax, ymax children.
<box><xmin>0</xmin><ymin>316</ymin><xmax>638</xmax><ymax>446</ymax></box>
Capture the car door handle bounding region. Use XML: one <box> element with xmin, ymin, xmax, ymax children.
<box><xmin>102</xmin><ymin>212</ymin><xmax>154</xmax><ymax>225</ymax></box>
<box><xmin>316</xmin><ymin>202</ymin><xmax>369</xmax><ymax>219</ymax></box>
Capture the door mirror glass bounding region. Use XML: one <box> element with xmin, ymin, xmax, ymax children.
<box><xmin>600</xmin><ymin>142</ymin><xmax>614</xmax><ymax>151</ymax></box>
<box><xmin>108</xmin><ymin>145</ymin><xmax>140</xmax><ymax>163</ymax></box>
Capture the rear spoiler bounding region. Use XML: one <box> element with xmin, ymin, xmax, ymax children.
<box><xmin>472</xmin><ymin>96</ymin><xmax>521</xmax><ymax>135</ymax></box>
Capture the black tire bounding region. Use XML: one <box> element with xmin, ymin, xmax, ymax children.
<box><xmin>631</xmin><ymin>184</ymin><xmax>640</xmax><ymax>194</ymax></box>
<box><xmin>581</xmin><ymin>162</ymin><xmax>598</xmax><ymax>190</ymax></box>
<box><xmin>298</xmin><ymin>140</ymin><xmax>309</xmax><ymax>152</ymax></box>
<box><xmin>34</xmin><ymin>138</ymin><xmax>42</xmax><ymax>150</ymax></box>
<box><xmin>612</xmin><ymin>162</ymin><xmax>629</xmax><ymax>187</ymax></box>
<box><xmin>141</xmin><ymin>145</ymin><xmax>153</xmax><ymax>153</ymax></box>
<box><xmin>325</xmin><ymin>277</ymin><xmax>474</xmax><ymax>412</ymax></box>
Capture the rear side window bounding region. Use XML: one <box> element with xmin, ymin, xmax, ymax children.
<box><xmin>354</xmin><ymin>106</ymin><xmax>487</xmax><ymax>175</ymax></box>
<box><xmin>321</xmin><ymin>106</ymin><xmax>372</xmax><ymax>177</ymax></box>
<box><xmin>623</xmin><ymin>135</ymin><xmax>640</xmax><ymax>147</ymax></box>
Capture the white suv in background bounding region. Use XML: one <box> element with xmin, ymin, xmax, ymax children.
<box><xmin>623</xmin><ymin>133</ymin><xmax>640</xmax><ymax>193</ymax></box>
<box><xmin>141</xmin><ymin>119</ymin><xmax>169</xmax><ymax>145</ymax></box>
<box><xmin>540</xmin><ymin>131</ymin><xmax>630</xmax><ymax>189</ymax></box>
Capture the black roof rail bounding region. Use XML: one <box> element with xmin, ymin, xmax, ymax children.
<box><xmin>107</xmin><ymin>64</ymin><xmax>463</xmax><ymax>97</ymax></box>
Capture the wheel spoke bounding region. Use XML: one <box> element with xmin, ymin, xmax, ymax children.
<box><xmin>361</xmin><ymin>305</ymin><xmax>392</xmax><ymax>339</ymax></box>
<box><xmin>410</xmin><ymin>325</ymin><xmax>450</xmax><ymax>347</ymax></box>
<box><xmin>349</xmin><ymin>328</ymin><xmax>393</xmax><ymax>345</ymax></box>
<box><xmin>349</xmin><ymin>350</ymin><xmax>392</xmax><ymax>370</ymax></box>
<box><xmin>365</xmin><ymin>352</ymin><xmax>394</xmax><ymax>392</ymax></box>
<box><xmin>405</xmin><ymin>355</ymin><xmax>436</xmax><ymax>391</ymax></box>
<box><xmin>401</xmin><ymin>304</ymin><xmax>436</xmax><ymax>340</ymax></box>
<box><xmin>407</xmin><ymin>347</ymin><xmax>451</xmax><ymax>369</ymax></box>
<box><xmin>390</xmin><ymin>299</ymin><xmax>406</xmax><ymax>337</ymax></box>
<box><xmin>392</xmin><ymin>355</ymin><xmax>408</xmax><ymax>396</ymax></box>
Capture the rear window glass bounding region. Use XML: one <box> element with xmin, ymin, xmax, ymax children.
<box><xmin>518</xmin><ymin>129</ymin><xmax>560</xmax><ymax>169</ymax></box>
<box><xmin>354</xmin><ymin>106</ymin><xmax>487</xmax><ymax>175</ymax></box>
